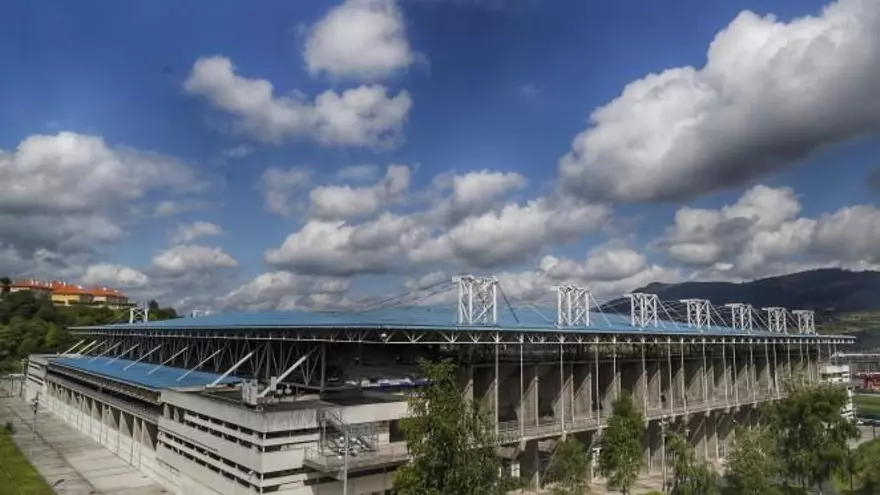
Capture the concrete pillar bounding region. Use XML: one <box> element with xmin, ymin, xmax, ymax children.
<box><xmin>599</xmin><ymin>361</ymin><xmax>615</xmax><ymax>415</ymax></box>
<box><xmin>558</xmin><ymin>363</ymin><xmax>574</xmax><ymax>424</ymax></box>
<box><xmin>520</xmin><ymin>365</ymin><xmax>539</xmax><ymax>428</ymax></box>
<box><xmin>572</xmin><ymin>362</ymin><xmax>592</xmax><ymax>419</ymax></box>
<box><xmin>706</xmin><ymin>410</ymin><xmax>719</xmax><ymax>461</ymax></box>
<box><xmin>459</xmin><ymin>365</ymin><xmax>474</xmax><ymax>403</ymax></box>
<box><xmin>520</xmin><ymin>439</ymin><xmax>541</xmax><ymax>491</ymax></box>
<box><xmin>647</xmin><ymin>359</ymin><xmax>662</xmax><ymax>416</ymax></box>
<box><xmin>474</xmin><ymin>365</ymin><xmax>496</xmax><ymax>420</ymax></box>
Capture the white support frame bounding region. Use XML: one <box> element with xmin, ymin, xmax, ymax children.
<box><xmin>129</xmin><ymin>302</ymin><xmax>149</xmax><ymax>324</ymax></box>
<box><xmin>553</xmin><ymin>285</ymin><xmax>591</xmax><ymax>327</ymax></box>
<box><xmin>791</xmin><ymin>310</ymin><xmax>815</xmax><ymax>335</ymax></box>
<box><xmin>763</xmin><ymin>307</ymin><xmax>787</xmax><ymax>333</ymax></box>
<box><xmin>627</xmin><ymin>293</ymin><xmax>659</xmax><ymax>328</ymax></box>
<box><xmin>454</xmin><ymin>275</ymin><xmax>499</xmax><ymax>325</ymax></box>
<box><xmin>682</xmin><ymin>299</ymin><xmax>712</xmax><ymax>329</ymax></box>
<box><xmin>725</xmin><ymin>303</ymin><xmax>754</xmax><ymax>332</ymax></box>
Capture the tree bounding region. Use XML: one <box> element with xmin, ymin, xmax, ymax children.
<box><xmin>852</xmin><ymin>438</ymin><xmax>880</xmax><ymax>493</ymax></box>
<box><xmin>0</xmin><ymin>276</ymin><xmax>10</xmax><ymax>296</ymax></box>
<box><xmin>665</xmin><ymin>432</ymin><xmax>719</xmax><ymax>495</ymax></box>
<box><xmin>598</xmin><ymin>393</ymin><xmax>645</xmax><ymax>494</ymax></box>
<box><xmin>548</xmin><ymin>436</ymin><xmax>591</xmax><ymax>495</ymax></box>
<box><xmin>723</xmin><ymin>425</ymin><xmax>781</xmax><ymax>495</ymax></box>
<box><xmin>762</xmin><ymin>382</ymin><xmax>859</xmax><ymax>491</ymax></box>
<box><xmin>394</xmin><ymin>359</ymin><xmax>508</xmax><ymax>495</ymax></box>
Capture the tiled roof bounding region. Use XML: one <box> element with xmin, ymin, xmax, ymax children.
<box><xmin>11</xmin><ymin>279</ymin><xmax>128</xmax><ymax>299</ymax></box>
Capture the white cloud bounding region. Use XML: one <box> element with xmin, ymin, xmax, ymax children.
<box><xmin>151</xmin><ymin>245</ymin><xmax>238</xmax><ymax>276</ymax></box>
<box><xmin>410</xmin><ymin>198</ymin><xmax>610</xmax><ymax>268</ymax></box>
<box><xmin>496</xmin><ymin>249</ymin><xmax>681</xmax><ymax>302</ymax></box>
<box><xmin>559</xmin><ymin>0</ymin><xmax>880</xmax><ymax>202</ymax></box>
<box><xmin>437</xmin><ymin>170</ymin><xmax>527</xmax><ymax>223</ymax></box>
<box><xmin>304</xmin><ymin>0</ymin><xmax>415</xmax><ymax>80</ymax></box>
<box><xmin>310</xmin><ymin>164</ymin><xmax>411</xmax><ymax>219</ymax></box>
<box><xmin>0</xmin><ymin>132</ymin><xmax>200</xmax><ymax>275</ymax></box>
<box><xmin>258</xmin><ymin>167</ymin><xmax>312</xmax><ymax>216</ymax></box>
<box><xmin>184</xmin><ymin>55</ymin><xmax>412</xmax><ymax>147</ymax></box>
<box><xmin>171</xmin><ymin>221</ymin><xmax>224</xmax><ymax>244</ymax></box>
<box><xmin>661</xmin><ymin>184</ymin><xmax>880</xmax><ymax>280</ymax></box>
<box><xmin>81</xmin><ymin>263</ymin><xmax>150</xmax><ymax>288</ymax></box>
<box><xmin>153</xmin><ymin>199</ymin><xmax>211</xmax><ymax>218</ymax></box>
<box><xmin>218</xmin><ymin>271</ymin><xmax>352</xmax><ymax>311</ymax></box>
<box><xmin>264</xmin><ymin>165</ymin><xmax>609</xmax><ymax>276</ymax></box>
<box><xmin>264</xmin><ymin>213</ymin><xmax>423</xmax><ymax>275</ymax></box>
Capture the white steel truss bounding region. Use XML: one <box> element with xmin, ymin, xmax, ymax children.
<box><xmin>792</xmin><ymin>310</ymin><xmax>815</xmax><ymax>335</ymax></box>
<box><xmin>681</xmin><ymin>299</ymin><xmax>712</xmax><ymax>329</ymax></box>
<box><xmin>553</xmin><ymin>285</ymin><xmax>591</xmax><ymax>327</ymax></box>
<box><xmin>128</xmin><ymin>302</ymin><xmax>149</xmax><ymax>324</ymax></box>
<box><xmin>627</xmin><ymin>293</ymin><xmax>659</xmax><ymax>328</ymax></box>
<box><xmin>763</xmin><ymin>307</ymin><xmax>787</xmax><ymax>333</ymax></box>
<box><xmin>725</xmin><ymin>303</ymin><xmax>754</xmax><ymax>332</ymax></box>
<box><xmin>454</xmin><ymin>275</ymin><xmax>498</xmax><ymax>325</ymax></box>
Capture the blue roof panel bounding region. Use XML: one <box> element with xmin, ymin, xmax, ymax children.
<box><xmin>50</xmin><ymin>356</ymin><xmax>241</xmax><ymax>390</ymax></box>
<box><xmin>69</xmin><ymin>306</ymin><xmax>847</xmax><ymax>339</ymax></box>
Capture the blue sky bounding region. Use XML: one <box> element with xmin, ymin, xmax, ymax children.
<box><xmin>1</xmin><ymin>0</ymin><xmax>879</xmax><ymax>312</ymax></box>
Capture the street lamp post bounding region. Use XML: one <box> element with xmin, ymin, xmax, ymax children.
<box><xmin>30</xmin><ymin>390</ymin><xmax>40</xmax><ymax>458</ymax></box>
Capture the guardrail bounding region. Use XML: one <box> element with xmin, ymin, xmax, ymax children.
<box><xmin>303</xmin><ymin>442</ymin><xmax>410</xmax><ymax>472</ymax></box>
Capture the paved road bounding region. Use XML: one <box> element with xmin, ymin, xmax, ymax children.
<box><xmin>0</xmin><ymin>386</ymin><xmax>167</xmax><ymax>495</ymax></box>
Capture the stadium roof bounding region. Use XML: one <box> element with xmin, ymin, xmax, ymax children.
<box><xmin>50</xmin><ymin>355</ymin><xmax>241</xmax><ymax>390</ymax></box>
<box><xmin>70</xmin><ymin>306</ymin><xmax>850</xmax><ymax>340</ymax></box>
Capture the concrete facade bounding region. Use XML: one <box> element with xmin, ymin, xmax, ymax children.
<box><xmin>25</xmin><ymin>336</ymin><xmax>835</xmax><ymax>495</ymax></box>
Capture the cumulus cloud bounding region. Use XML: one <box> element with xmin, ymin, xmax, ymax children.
<box><xmin>0</xmin><ymin>132</ymin><xmax>200</xmax><ymax>274</ymax></box>
<box><xmin>433</xmin><ymin>170</ymin><xmax>527</xmax><ymax>223</ymax></box>
<box><xmin>559</xmin><ymin>0</ymin><xmax>880</xmax><ymax>202</ymax></box>
<box><xmin>660</xmin><ymin>184</ymin><xmax>880</xmax><ymax>280</ymax></box>
<box><xmin>218</xmin><ymin>271</ymin><xmax>353</xmax><ymax>311</ymax></box>
<box><xmin>304</xmin><ymin>0</ymin><xmax>416</xmax><ymax>80</ymax></box>
<box><xmin>264</xmin><ymin>213</ymin><xmax>424</xmax><ymax>275</ymax></box>
<box><xmin>171</xmin><ymin>221</ymin><xmax>224</xmax><ymax>244</ymax></box>
<box><xmin>410</xmin><ymin>198</ymin><xmax>610</xmax><ymax>268</ymax></box>
<box><xmin>81</xmin><ymin>263</ymin><xmax>150</xmax><ymax>288</ymax></box>
<box><xmin>151</xmin><ymin>244</ymin><xmax>238</xmax><ymax>276</ymax></box>
<box><xmin>310</xmin><ymin>164</ymin><xmax>411</xmax><ymax>219</ymax></box>
<box><xmin>258</xmin><ymin>167</ymin><xmax>312</xmax><ymax>216</ymax></box>
<box><xmin>184</xmin><ymin>56</ymin><xmax>412</xmax><ymax>147</ymax></box>
<box><xmin>496</xmin><ymin>248</ymin><xmax>681</xmax><ymax>301</ymax></box>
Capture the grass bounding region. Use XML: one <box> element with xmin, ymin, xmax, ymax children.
<box><xmin>0</xmin><ymin>431</ymin><xmax>53</xmax><ymax>495</ymax></box>
<box><xmin>854</xmin><ymin>394</ymin><xmax>880</xmax><ymax>417</ymax></box>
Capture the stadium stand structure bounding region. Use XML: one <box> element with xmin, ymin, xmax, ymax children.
<box><xmin>24</xmin><ymin>275</ymin><xmax>856</xmax><ymax>495</ymax></box>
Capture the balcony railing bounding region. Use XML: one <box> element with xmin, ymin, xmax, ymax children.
<box><xmin>303</xmin><ymin>442</ymin><xmax>410</xmax><ymax>472</ymax></box>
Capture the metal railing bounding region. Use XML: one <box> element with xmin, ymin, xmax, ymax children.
<box><xmin>303</xmin><ymin>442</ymin><xmax>409</xmax><ymax>472</ymax></box>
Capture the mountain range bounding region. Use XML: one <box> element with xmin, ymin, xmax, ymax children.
<box><xmin>631</xmin><ymin>268</ymin><xmax>880</xmax><ymax>349</ymax></box>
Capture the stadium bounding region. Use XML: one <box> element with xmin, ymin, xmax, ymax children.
<box><xmin>22</xmin><ymin>275</ymin><xmax>855</xmax><ymax>495</ymax></box>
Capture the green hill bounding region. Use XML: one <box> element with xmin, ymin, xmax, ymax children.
<box><xmin>0</xmin><ymin>289</ymin><xmax>178</xmax><ymax>373</ymax></box>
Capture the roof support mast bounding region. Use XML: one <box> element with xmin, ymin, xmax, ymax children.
<box><xmin>454</xmin><ymin>275</ymin><xmax>498</xmax><ymax>325</ymax></box>
<box><xmin>792</xmin><ymin>310</ymin><xmax>815</xmax><ymax>335</ymax></box>
<box><xmin>763</xmin><ymin>307</ymin><xmax>788</xmax><ymax>333</ymax></box>
<box><xmin>129</xmin><ymin>302</ymin><xmax>149</xmax><ymax>324</ymax></box>
<box><xmin>553</xmin><ymin>285</ymin><xmax>591</xmax><ymax>327</ymax></box>
<box><xmin>627</xmin><ymin>293</ymin><xmax>659</xmax><ymax>328</ymax></box>
<box><xmin>682</xmin><ymin>299</ymin><xmax>712</xmax><ymax>329</ymax></box>
<box><xmin>725</xmin><ymin>303</ymin><xmax>754</xmax><ymax>332</ymax></box>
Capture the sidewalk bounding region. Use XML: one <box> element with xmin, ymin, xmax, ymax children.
<box><xmin>0</xmin><ymin>387</ymin><xmax>167</xmax><ymax>495</ymax></box>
